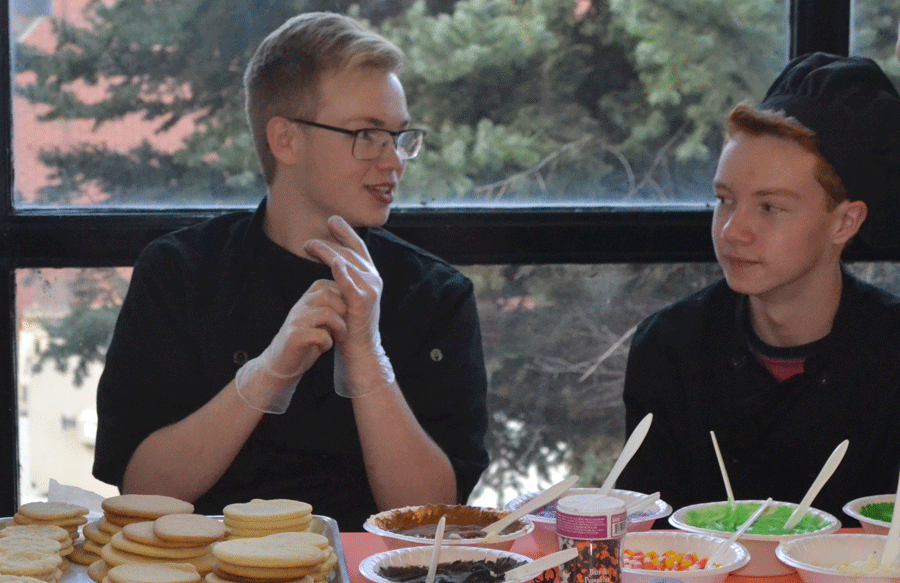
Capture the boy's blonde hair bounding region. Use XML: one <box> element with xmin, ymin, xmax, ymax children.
<box><xmin>243</xmin><ymin>12</ymin><xmax>405</xmax><ymax>184</ymax></box>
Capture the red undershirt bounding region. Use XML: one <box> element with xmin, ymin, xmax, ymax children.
<box><xmin>745</xmin><ymin>310</ymin><xmax>818</xmax><ymax>382</ymax></box>
<box><xmin>751</xmin><ymin>351</ymin><xmax>806</xmax><ymax>382</ymax></box>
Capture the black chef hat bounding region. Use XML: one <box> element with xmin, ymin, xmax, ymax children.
<box><xmin>760</xmin><ymin>52</ymin><xmax>900</xmax><ymax>248</ymax></box>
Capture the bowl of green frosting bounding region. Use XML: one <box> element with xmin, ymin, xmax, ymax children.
<box><xmin>843</xmin><ymin>494</ymin><xmax>895</xmax><ymax>535</ymax></box>
<box><xmin>669</xmin><ymin>500</ymin><xmax>840</xmax><ymax>577</ymax></box>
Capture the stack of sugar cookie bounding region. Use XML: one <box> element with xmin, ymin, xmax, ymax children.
<box><xmin>75</xmin><ymin>494</ymin><xmax>195</xmax><ymax>569</ymax></box>
<box><xmin>104</xmin><ymin>562</ymin><xmax>202</xmax><ymax>583</ymax></box>
<box><xmin>70</xmin><ymin>519</ymin><xmax>113</xmax><ymax>567</ymax></box>
<box><xmin>0</xmin><ymin>575</ymin><xmax>52</xmax><ymax>583</ymax></box>
<box><xmin>0</xmin><ymin>543</ymin><xmax>65</xmax><ymax>583</ymax></box>
<box><xmin>10</xmin><ymin>502</ymin><xmax>89</xmax><ymax>542</ymax></box>
<box><xmin>209</xmin><ymin>532</ymin><xmax>336</xmax><ymax>583</ymax></box>
<box><xmin>0</xmin><ymin>525</ymin><xmax>74</xmax><ymax>564</ymax></box>
<box><xmin>222</xmin><ymin>500</ymin><xmax>312</xmax><ymax>539</ymax></box>
<box><xmin>102</xmin><ymin>496</ymin><xmax>195</xmax><ymax>529</ymax></box>
<box><xmin>91</xmin><ymin>513</ymin><xmax>225</xmax><ymax>582</ymax></box>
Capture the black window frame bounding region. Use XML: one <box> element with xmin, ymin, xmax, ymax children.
<box><xmin>2</xmin><ymin>0</ymin><xmax>890</xmax><ymax>514</ymax></box>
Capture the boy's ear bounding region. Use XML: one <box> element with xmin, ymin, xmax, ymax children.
<box><xmin>266</xmin><ymin>116</ymin><xmax>301</xmax><ymax>166</ymax></box>
<box><xmin>833</xmin><ymin>199</ymin><xmax>868</xmax><ymax>245</ymax></box>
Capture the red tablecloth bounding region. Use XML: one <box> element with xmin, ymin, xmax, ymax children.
<box><xmin>338</xmin><ymin>530</ymin><xmax>853</xmax><ymax>583</ymax></box>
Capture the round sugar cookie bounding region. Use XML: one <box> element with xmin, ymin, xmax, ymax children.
<box><xmin>311</xmin><ymin>551</ymin><xmax>336</xmax><ymax>576</ymax></box>
<box><xmin>121</xmin><ymin>523</ymin><xmax>193</xmax><ymax>549</ymax></box>
<box><xmin>0</xmin><ymin>575</ymin><xmax>47</xmax><ymax>583</ymax></box>
<box><xmin>82</xmin><ymin>540</ymin><xmax>104</xmax><ymax>557</ymax></box>
<box><xmin>109</xmin><ymin>532</ymin><xmax>209</xmax><ymax>560</ymax></box>
<box><xmin>211</xmin><ymin>563</ymin><xmax>318</xmax><ymax>581</ymax></box>
<box><xmin>88</xmin><ymin>560</ymin><xmax>109</xmax><ymax>583</ymax></box>
<box><xmin>204</xmin><ymin>573</ymin><xmax>314</xmax><ymax>583</ymax></box>
<box><xmin>0</xmin><ymin>539</ymin><xmax>60</xmax><ymax>556</ymax></box>
<box><xmin>222</xmin><ymin>500</ymin><xmax>311</xmax><ymax>523</ymax></box>
<box><xmin>15</xmin><ymin>503</ymin><xmax>88</xmax><ymax>522</ymax></box>
<box><xmin>12</xmin><ymin>515</ymin><xmax>86</xmax><ymax>529</ymax></box>
<box><xmin>38</xmin><ymin>568</ymin><xmax>62</xmax><ymax>583</ymax></box>
<box><xmin>83</xmin><ymin>522</ymin><xmax>112</xmax><ymax>546</ymax></box>
<box><xmin>101</xmin><ymin>545</ymin><xmax>215</xmax><ymax>574</ymax></box>
<box><xmin>0</xmin><ymin>549</ymin><xmax>63</xmax><ymax>577</ymax></box>
<box><xmin>103</xmin><ymin>514</ymin><xmax>149</xmax><ymax>528</ymax></box>
<box><xmin>223</xmin><ymin>524</ymin><xmax>310</xmax><ymax>539</ymax></box>
<box><xmin>57</xmin><ymin>542</ymin><xmax>74</xmax><ymax>557</ymax></box>
<box><xmin>102</xmin><ymin>496</ymin><xmax>194</xmax><ymax>520</ymax></box>
<box><xmin>66</xmin><ymin>542</ymin><xmax>100</xmax><ymax>566</ymax></box>
<box><xmin>211</xmin><ymin>536</ymin><xmax>325</xmax><ymax>569</ymax></box>
<box><xmin>96</xmin><ymin>518</ymin><xmax>121</xmax><ymax>536</ymax></box>
<box><xmin>0</xmin><ymin>526</ymin><xmax>68</xmax><ymax>544</ymax></box>
<box><xmin>221</xmin><ymin>514</ymin><xmax>310</xmax><ymax>530</ymax></box>
<box><xmin>256</xmin><ymin>533</ymin><xmax>328</xmax><ymax>551</ymax></box>
<box><xmin>107</xmin><ymin>563</ymin><xmax>201</xmax><ymax>583</ymax></box>
<box><xmin>222</xmin><ymin>520</ymin><xmax>311</xmax><ymax>535</ymax></box>
<box><xmin>153</xmin><ymin>515</ymin><xmax>225</xmax><ymax>545</ymax></box>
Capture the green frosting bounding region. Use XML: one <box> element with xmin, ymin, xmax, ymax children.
<box><xmin>859</xmin><ymin>502</ymin><xmax>894</xmax><ymax>523</ymax></box>
<box><xmin>683</xmin><ymin>502</ymin><xmax>832</xmax><ymax>535</ymax></box>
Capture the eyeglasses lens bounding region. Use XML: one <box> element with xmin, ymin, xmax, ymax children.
<box><xmin>353</xmin><ymin>129</ymin><xmax>423</xmax><ymax>161</ymax></box>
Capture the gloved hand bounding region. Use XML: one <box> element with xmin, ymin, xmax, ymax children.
<box><xmin>235</xmin><ymin>279</ymin><xmax>346</xmax><ymax>413</ymax></box>
<box><xmin>305</xmin><ymin>216</ymin><xmax>395</xmax><ymax>398</ymax></box>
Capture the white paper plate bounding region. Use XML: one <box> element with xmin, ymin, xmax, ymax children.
<box><xmin>363</xmin><ymin>506</ymin><xmax>533</xmax><ymax>551</ymax></box>
<box><xmin>504</xmin><ymin>488</ymin><xmax>672</xmax><ymax>534</ymax></box>
<box><xmin>359</xmin><ymin>545</ymin><xmax>533</xmax><ymax>583</ymax></box>
<box><xmin>622</xmin><ymin>531</ymin><xmax>750</xmax><ymax>583</ymax></box>
<box><xmin>669</xmin><ymin>499</ymin><xmax>841</xmax><ymax>576</ymax></box>
<box><xmin>843</xmin><ymin>495</ymin><xmax>894</xmax><ymax>535</ymax></box>
<box><xmin>776</xmin><ymin>533</ymin><xmax>900</xmax><ymax>583</ymax></box>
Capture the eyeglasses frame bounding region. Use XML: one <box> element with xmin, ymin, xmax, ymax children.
<box><xmin>284</xmin><ymin>117</ymin><xmax>426</xmax><ymax>161</ymax></box>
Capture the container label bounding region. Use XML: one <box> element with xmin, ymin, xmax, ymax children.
<box><xmin>558</xmin><ymin>536</ymin><xmax>621</xmax><ymax>583</ymax></box>
<box><xmin>556</xmin><ymin>511</ymin><xmax>626</xmax><ymax>539</ymax></box>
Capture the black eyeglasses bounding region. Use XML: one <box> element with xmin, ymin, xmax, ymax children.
<box><xmin>286</xmin><ymin>118</ymin><xmax>426</xmax><ymax>161</ymax></box>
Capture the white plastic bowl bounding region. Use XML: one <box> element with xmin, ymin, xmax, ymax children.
<box><xmin>669</xmin><ymin>500</ymin><xmax>841</xmax><ymax>576</ymax></box>
<box><xmin>504</xmin><ymin>488</ymin><xmax>672</xmax><ymax>554</ymax></box>
<box><xmin>775</xmin><ymin>533</ymin><xmax>900</xmax><ymax>583</ymax></box>
<box><xmin>359</xmin><ymin>545</ymin><xmax>533</xmax><ymax>583</ymax></box>
<box><xmin>843</xmin><ymin>495</ymin><xmax>895</xmax><ymax>535</ymax></box>
<box><xmin>621</xmin><ymin>531</ymin><xmax>750</xmax><ymax>583</ymax></box>
<box><xmin>363</xmin><ymin>505</ymin><xmax>534</xmax><ymax>551</ymax></box>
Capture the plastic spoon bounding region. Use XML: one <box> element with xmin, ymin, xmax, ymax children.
<box><xmin>710</xmin><ymin>431</ymin><xmax>735</xmax><ymax>509</ymax></box>
<box><xmin>424</xmin><ymin>516</ymin><xmax>446</xmax><ymax>583</ymax></box>
<box><xmin>626</xmin><ymin>492</ymin><xmax>660</xmax><ymax>515</ymax></box>
<box><xmin>879</xmin><ymin>464</ymin><xmax>900</xmax><ymax>567</ymax></box>
<box><xmin>503</xmin><ymin>548</ymin><xmax>579</xmax><ymax>582</ymax></box>
<box><xmin>783</xmin><ymin>439</ymin><xmax>849</xmax><ymax>530</ymax></box>
<box><xmin>598</xmin><ymin>413</ymin><xmax>653</xmax><ymax>495</ymax></box>
<box><xmin>482</xmin><ymin>475</ymin><xmax>580</xmax><ymax>536</ymax></box>
<box><xmin>705</xmin><ymin>497</ymin><xmax>773</xmax><ymax>569</ymax></box>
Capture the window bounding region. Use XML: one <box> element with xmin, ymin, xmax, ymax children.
<box><xmin>3</xmin><ymin>0</ymin><xmax>899</xmax><ymax>514</ymax></box>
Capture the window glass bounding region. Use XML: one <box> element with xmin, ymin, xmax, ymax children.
<box><xmin>19</xmin><ymin>262</ymin><xmax>900</xmax><ymax>505</ymax></box>
<box><xmin>851</xmin><ymin>0</ymin><xmax>900</xmax><ymax>88</ymax></box>
<box><xmin>12</xmin><ymin>0</ymin><xmax>786</xmax><ymax>209</ymax></box>
<box><xmin>16</xmin><ymin>268</ymin><xmax>127</xmax><ymax>503</ymax></box>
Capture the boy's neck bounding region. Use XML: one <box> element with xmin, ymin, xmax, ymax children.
<box><xmin>747</xmin><ymin>267</ymin><xmax>843</xmax><ymax>348</ymax></box>
<box><xmin>262</xmin><ymin>189</ymin><xmax>334</xmax><ymax>260</ymax></box>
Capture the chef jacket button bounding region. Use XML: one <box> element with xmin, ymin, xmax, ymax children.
<box><xmin>430</xmin><ymin>349</ymin><xmax>443</xmax><ymax>362</ymax></box>
<box><xmin>233</xmin><ymin>350</ymin><xmax>249</xmax><ymax>365</ymax></box>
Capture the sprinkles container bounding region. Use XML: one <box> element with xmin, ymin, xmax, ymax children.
<box><xmin>557</xmin><ymin>495</ymin><xmax>627</xmax><ymax>583</ymax></box>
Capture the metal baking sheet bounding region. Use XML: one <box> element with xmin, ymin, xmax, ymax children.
<box><xmin>2</xmin><ymin>514</ymin><xmax>348</xmax><ymax>583</ymax></box>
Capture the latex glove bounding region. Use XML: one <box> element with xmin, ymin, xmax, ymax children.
<box><xmin>305</xmin><ymin>216</ymin><xmax>395</xmax><ymax>398</ymax></box>
<box><xmin>235</xmin><ymin>279</ymin><xmax>346</xmax><ymax>412</ymax></box>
